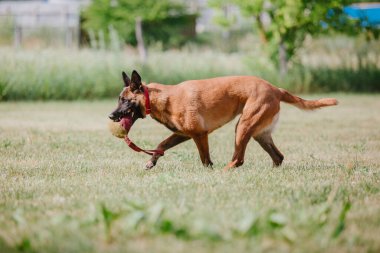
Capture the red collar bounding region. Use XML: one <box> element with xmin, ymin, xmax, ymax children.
<box><xmin>143</xmin><ymin>86</ymin><xmax>151</xmax><ymax>115</ymax></box>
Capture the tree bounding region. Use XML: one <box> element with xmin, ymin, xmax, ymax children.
<box><xmin>83</xmin><ymin>0</ymin><xmax>184</xmax><ymax>61</ymax></box>
<box><xmin>209</xmin><ymin>0</ymin><xmax>373</xmax><ymax>75</ymax></box>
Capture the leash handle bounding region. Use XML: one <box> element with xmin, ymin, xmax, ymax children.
<box><xmin>124</xmin><ymin>136</ymin><xmax>164</xmax><ymax>156</ymax></box>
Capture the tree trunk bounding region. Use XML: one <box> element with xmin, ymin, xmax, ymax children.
<box><xmin>255</xmin><ymin>15</ymin><xmax>268</xmax><ymax>44</ymax></box>
<box><xmin>135</xmin><ymin>17</ymin><xmax>147</xmax><ymax>63</ymax></box>
<box><xmin>222</xmin><ymin>5</ymin><xmax>230</xmax><ymax>40</ymax></box>
<box><xmin>279</xmin><ymin>39</ymin><xmax>288</xmax><ymax>76</ymax></box>
<box><xmin>14</xmin><ymin>26</ymin><xmax>22</xmax><ymax>48</ymax></box>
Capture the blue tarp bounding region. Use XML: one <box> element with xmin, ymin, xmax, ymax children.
<box><xmin>344</xmin><ymin>3</ymin><xmax>380</xmax><ymax>27</ymax></box>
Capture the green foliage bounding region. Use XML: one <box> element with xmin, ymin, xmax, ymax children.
<box><xmin>100</xmin><ymin>203</ymin><xmax>123</xmax><ymax>241</ymax></box>
<box><xmin>208</xmin><ymin>0</ymin><xmax>238</xmax><ymax>28</ymax></box>
<box><xmin>209</xmin><ymin>0</ymin><xmax>377</xmax><ymax>68</ymax></box>
<box><xmin>0</xmin><ymin>35</ymin><xmax>379</xmax><ymax>101</ymax></box>
<box><xmin>82</xmin><ymin>0</ymin><xmax>186</xmax><ymax>47</ymax></box>
<box><xmin>332</xmin><ymin>200</ymin><xmax>351</xmax><ymax>238</ymax></box>
<box><xmin>91</xmin><ymin>200</ymin><xmax>352</xmax><ymax>242</ymax></box>
<box><xmin>0</xmin><ymin>16</ymin><xmax>14</xmax><ymax>45</ymax></box>
<box><xmin>16</xmin><ymin>238</ymin><xmax>33</xmax><ymax>253</ymax></box>
<box><xmin>143</xmin><ymin>15</ymin><xmax>197</xmax><ymax>49</ymax></box>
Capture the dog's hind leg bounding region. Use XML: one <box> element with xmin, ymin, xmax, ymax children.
<box><xmin>146</xmin><ymin>134</ymin><xmax>190</xmax><ymax>169</ymax></box>
<box><xmin>192</xmin><ymin>134</ymin><xmax>213</xmax><ymax>168</ymax></box>
<box><xmin>225</xmin><ymin>101</ymin><xmax>280</xmax><ymax>171</ymax></box>
<box><xmin>225</xmin><ymin>105</ymin><xmax>262</xmax><ymax>170</ymax></box>
<box><xmin>254</xmin><ymin>133</ymin><xmax>284</xmax><ymax>167</ymax></box>
<box><xmin>226</xmin><ymin>117</ymin><xmax>255</xmax><ymax>170</ymax></box>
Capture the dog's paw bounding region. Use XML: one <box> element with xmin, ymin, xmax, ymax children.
<box><xmin>145</xmin><ymin>161</ymin><xmax>155</xmax><ymax>170</ymax></box>
<box><xmin>223</xmin><ymin>160</ymin><xmax>238</xmax><ymax>172</ymax></box>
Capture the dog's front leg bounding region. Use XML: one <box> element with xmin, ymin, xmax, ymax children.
<box><xmin>192</xmin><ymin>134</ymin><xmax>213</xmax><ymax>168</ymax></box>
<box><xmin>145</xmin><ymin>134</ymin><xmax>190</xmax><ymax>169</ymax></box>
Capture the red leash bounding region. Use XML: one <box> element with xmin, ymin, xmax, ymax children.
<box><xmin>124</xmin><ymin>86</ymin><xmax>164</xmax><ymax>156</ymax></box>
<box><xmin>124</xmin><ymin>137</ymin><xmax>164</xmax><ymax>156</ymax></box>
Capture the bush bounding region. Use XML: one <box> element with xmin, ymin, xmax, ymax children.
<box><xmin>81</xmin><ymin>0</ymin><xmax>194</xmax><ymax>49</ymax></box>
<box><xmin>0</xmin><ymin>48</ymin><xmax>250</xmax><ymax>100</ymax></box>
<box><xmin>0</xmin><ymin>41</ymin><xmax>379</xmax><ymax>101</ymax></box>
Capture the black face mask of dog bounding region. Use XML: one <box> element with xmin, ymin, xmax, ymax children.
<box><xmin>108</xmin><ymin>70</ymin><xmax>145</xmax><ymax>125</ymax></box>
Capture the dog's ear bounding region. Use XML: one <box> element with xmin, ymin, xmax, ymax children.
<box><xmin>122</xmin><ymin>71</ymin><xmax>131</xmax><ymax>87</ymax></box>
<box><xmin>130</xmin><ymin>70</ymin><xmax>142</xmax><ymax>92</ymax></box>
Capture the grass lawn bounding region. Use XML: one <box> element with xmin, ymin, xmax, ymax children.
<box><xmin>0</xmin><ymin>94</ymin><xmax>379</xmax><ymax>253</ymax></box>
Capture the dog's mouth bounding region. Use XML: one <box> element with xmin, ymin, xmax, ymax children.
<box><xmin>112</xmin><ymin>108</ymin><xmax>136</xmax><ymax>122</ymax></box>
<box><xmin>109</xmin><ymin>107</ymin><xmax>143</xmax><ymax>133</ymax></box>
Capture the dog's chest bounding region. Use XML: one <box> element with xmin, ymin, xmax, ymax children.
<box><xmin>153</xmin><ymin>116</ymin><xmax>179</xmax><ymax>133</ymax></box>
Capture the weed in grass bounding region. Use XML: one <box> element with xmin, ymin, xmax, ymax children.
<box><xmin>331</xmin><ymin>200</ymin><xmax>351</xmax><ymax>239</ymax></box>
<box><xmin>92</xmin><ymin>198</ymin><xmax>351</xmax><ymax>245</ymax></box>
<box><xmin>100</xmin><ymin>203</ymin><xmax>123</xmax><ymax>242</ymax></box>
<box><xmin>2</xmin><ymin>139</ymin><xmax>11</xmax><ymax>148</ymax></box>
<box><xmin>235</xmin><ymin>213</ymin><xmax>259</xmax><ymax>236</ymax></box>
<box><xmin>16</xmin><ymin>238</ymin><xmax>34</xmax><ymax>253</ymax></box>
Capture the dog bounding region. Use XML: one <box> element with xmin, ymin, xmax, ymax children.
<box><xmin>109</xmin><ymin>70</ymin><xmax>338</xmax><ymax>170</ymax></box>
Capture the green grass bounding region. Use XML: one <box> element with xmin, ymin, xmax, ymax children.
<box><xmin>1</xmin><ymin>36</ymin><xmax>379</xmax><ymax>101</ymax></box>
<box><xmin>1</xmin><ymin>95</ymin><xmax>380</xmax><ymax>252</ymax></box>
<box><xmin>0</xmin><ymin>48</ymin><xmax>251</xmax><ymax>100</ymax></box>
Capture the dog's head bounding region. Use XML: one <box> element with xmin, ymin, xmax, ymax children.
<box><xmin>108</xmin><ymin>70</ymin><xmax>146</xmax><ymax>125</ymax></box>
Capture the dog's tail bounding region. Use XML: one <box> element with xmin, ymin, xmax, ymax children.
<box><xmin>279</xmin><ymin>88</ymin><xmax>338</xmax><ymax>110</ymax></box>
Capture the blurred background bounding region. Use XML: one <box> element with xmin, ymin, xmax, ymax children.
<box><xmin>0</xmin><ymin>0</ymin><xmax>379</xmax><ymax>100</ymax></box>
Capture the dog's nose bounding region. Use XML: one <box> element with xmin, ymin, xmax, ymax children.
<box><xmin>108</xmin><ymin>113</ymin><xmax>116</xmax><ymax>120</ymax></box>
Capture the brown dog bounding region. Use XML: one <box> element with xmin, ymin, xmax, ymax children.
<box><xmin>109</xmin><ymin>70</ymin><xmax>338</xmax><ymax>170</ymax></box>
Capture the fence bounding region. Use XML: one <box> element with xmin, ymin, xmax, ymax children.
<box><xmin>0</xmin><ymin>1</ymin><xmax>81</xmax><ymax>48</ymax></box>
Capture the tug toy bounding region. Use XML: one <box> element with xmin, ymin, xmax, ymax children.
<box><xmin>108</xmin><ymin>86</ymin><xmax>164</xmax><ymax>156</ymax></box>
<box><xmin>108</xmin><ymin>117</ymin><xmax>133</xmax><ymax>138</ymax></box>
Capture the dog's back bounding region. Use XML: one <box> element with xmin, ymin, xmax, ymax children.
<box><xmin>156</xmin><ymin>76</ymin><xmax>279</xmax><ymax>132</ymax></box>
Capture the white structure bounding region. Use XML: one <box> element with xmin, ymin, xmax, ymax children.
<box><xmin>0</xmin><ymin>0</ymin><xmax>87</xmax><ymax>47</ymax></box>
<box><xmin>186</xmin><ymin>0</ymin><xmax>251</xmax><ymax>33</ymax></box>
